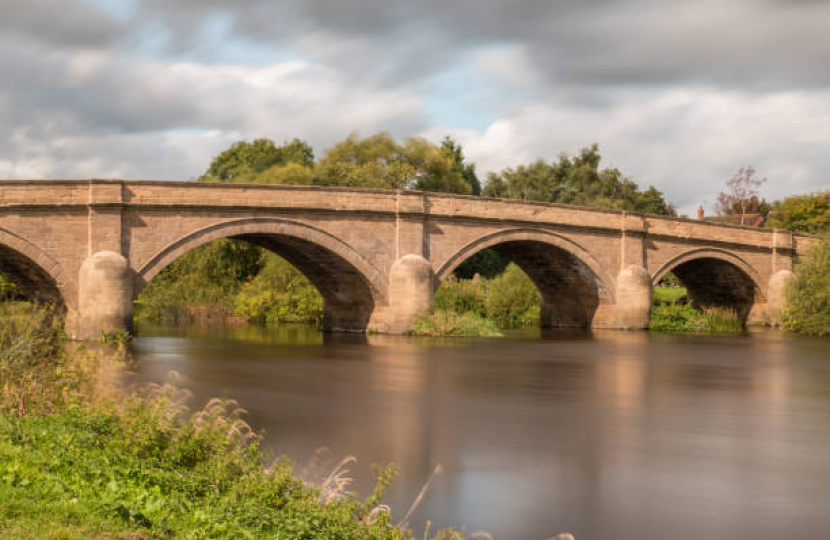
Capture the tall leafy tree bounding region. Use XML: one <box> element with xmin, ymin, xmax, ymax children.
<box><xmin>315</xmin><ymin>133</ymin><xmax>471</xmax><ymax>194</ymax></box>
<box><xmin>767</xmin><ymin>191</ymin><xmax>830</xmax><ymax>234</ymax></box>
<box><xmin>482</xmin><ymin>144</ymin><xmax>676</xmax><ymax>216</ymax></box>
<box><xmin>442</xmin><ymin>136</ymin><xmax>481</xmax><ymax>195</ymax></box>
<box><xmin>200</xmin><ymin>138</ymin><xmax>314</xmax><ymax>183</ymax></box>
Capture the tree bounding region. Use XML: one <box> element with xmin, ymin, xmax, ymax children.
<box><xmin>442</xmin><ymin>136</ymin><xmax>481</xmax><ymax>195</ymax></box>
<box><xmin>482</xmin><ymin>144</ymin><xmax>676</xmax><ymax>216</ymax></box>
<box><xmin>315</xmin><ymin>133</ymin><xmax>471</xmax><ymax>194</ymax></box>
<box><xmin>715</xmin><ymin>166</ymin><xmax>769</xmax><ymax>225</ymax></box>
<box><xmin>767</xmin><ymin>191</ymin><xmax>830</xmax><ymax>234</ymax></box>
<box><xmin>782</xmin><ymin>235</ymin><xmax>829</xmax><ymax>337</ymax></box>
<box><xmin>200</xmin><ymin>138</ymin><xmax>314</xmax><ymax>183</ymax></box>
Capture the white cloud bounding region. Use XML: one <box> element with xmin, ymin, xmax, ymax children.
<box><xmin>0</xmin><ymin>51</ymin><xmax>426</xmax><ymax>179</ymax></box>
<box><xmin>424</xmin><ymin>88</ymin><xmax>830</xmax><ymax>215</ymax></box>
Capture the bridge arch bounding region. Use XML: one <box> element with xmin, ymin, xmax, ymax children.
<box><xmin>436</xmin><ymin>228</ymin><xmax>615</xmax><ymax>328</ymax></box>
<box><xmin>651</xmin><ymin>248</ymin><xmax>766</xmax><ymax>321</ymax></box>
<box><xmin>135</xmin><ymin>218</ymin><xmax>387</xmax><ymax>332</ymax></box>
<box><xmin>0</xmin><ymin>227</ymin><xmax>67</xmax><ymax>305</ymax></box>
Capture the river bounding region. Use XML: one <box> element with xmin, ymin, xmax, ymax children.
<box><xmin>131</xmin><ymin>324</ymin><xmax>830</xmax><ymax>540</ymax></box>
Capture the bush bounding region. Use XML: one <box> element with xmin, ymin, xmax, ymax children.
<box><xmin>412</xmin><ymin>310</ymin><xmax>502</xmax><ymax>337</ymax></box>
<box><xmin>234</xmin><ymin>253</ymin><xmax>324</xmax><ymax>325</ymax></box>
<box><xmin>434</xmin><ymin>279</ymin><xmax>487</xmax><ymax>317</ymax></box>
<box><xmin>135</xmin><ymin>239</ymin><xmax>261</xmax><ymax>323</ymax></box>
<box><xmin>484</xmin><ymin>264</ymin><xmax>540</xmax><ymax>328</ymax></box>
<box><xmin>782</xmin><ymin>236</ymin><xmax>829</xmax><ymax>337</ymax></box>
<box><xmin>649</xmin><ymin>303</ymin><xmax>742</xmax><ymax>333</ymax></box>
<box><xmin>0</xmin><ymin>303</ymin><xmax>69</xmax><ymax>414</ymax></box>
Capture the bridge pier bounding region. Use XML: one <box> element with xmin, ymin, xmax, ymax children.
<box><xmin>74</xmin><ymin>251</ymin><xmax>133</xmax><ymax>340</ymax></box>
<box><xmin>386</xmin><ymin>254</ymin><xmax>434</xmax><ymax>334</ymax></box>
<box><xmin>766</xmin><ymin>269</ymin><xmax>793</xmax><ymax>325</ymax></box>
<box><xmin>610</xmin><ymin>265</ymin><xmax>652</xmax><ymax>329</ymax></box>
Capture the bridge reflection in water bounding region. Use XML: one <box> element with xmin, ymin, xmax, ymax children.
<box><xmin>131</xmin><ymin>324</ymin><xmax>830</xmax><ymax>540</ymax></box>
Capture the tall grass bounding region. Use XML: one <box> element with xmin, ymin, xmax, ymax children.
<box><xmin>412</xmin><ymin>310</ymin><xmax>502</xmax><ymax>337</ymax></box>
<box><xmin>649</xmin><ymin>287</ymin><xmax>743</xmax><ymax>333</ymax></box>
<box><xmin>0</xmin><ymin>303</ymin><xmax>68</xmax><ymax>414</ymax></box>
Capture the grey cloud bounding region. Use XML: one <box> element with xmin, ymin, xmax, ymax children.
<box><xmin>131</xmin><ymin>0</ymin><xmax>830</xmax><ymax>90</ymax></box>
<box><xmin>0</xmin><ymin>0</ymin><xmax>121</xmax><ymax>47</ymax></box>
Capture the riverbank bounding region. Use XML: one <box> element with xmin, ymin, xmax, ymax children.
<box><xmin>0</xmin><ymin>304</ymin><xmax>474</xmax><ymax>540</ymax></box>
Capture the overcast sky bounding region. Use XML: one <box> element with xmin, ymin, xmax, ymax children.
<box><xmin>1</xmin><ymin>0</ymin><xmax>828</xmax><ymax>214</ymax></box>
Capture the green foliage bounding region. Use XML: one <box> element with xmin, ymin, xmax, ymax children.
<box><xmin>434</xmin><ymin>279</ymin><xmax>487</xmax><ymax>317</ymax></box>
<box><xmin>234</xmin><ymin>253</ymin><xmax>324</xmax><ymax>325</ymax></box>
<box><xmin>316</xmin><ymin>133</ymin><xmax>472</xmax><ymax>194</ymax></box>
<box><xmin>649</xmin><ymin>285</ymin><xmax>742</xmax><ymax>333</ymax></box>
<box><xmin>652</xmin><ymin>285</ymin><xmax>687</xmax><ymax>305</ymax></box>
<box><xmin>649</xmin><ymin>304</ymin><xmax>742</xmax><ymax>333</ymax></box>
<box><xmin>0</xmin><ymin>303</ymin><xmax>71</xmax><ymax>414</ymax></box>
<box><xmin>0</xmin><ymin>395</ymin><xmax>419</xmax><ymax>539</ymax></box>
<box><xmin>135</xmin><ymin>239</ymin><xmax>263</xmax><ymax>323</ymax></box>
<box><xmin>484</xmin><ymin>264</ymin><xmax>541</xmax><ymax>329</ymax></box>
<box><xmin>0</xmin><ymin>272</ymin><xmax>19</xmax><ymax>300</ymax></box>
<box><xmin>412</xmin><ymin>310</ymin><xmax>502</xmax><ymax>337</ymax></box>
<box><xmin>782</xmin><ymin>236</ymin><xmax>830</xmax><ymax>337</ymax></box>
<box><xmin>482</xmin><ymin>144</ymin><xmax>676</xmax><ymax>215</ymax></box>
<box><xmin>433</xmin><ymin>264</ymin><xmax>540</xmax><ymax>331</ymax></box>
<box><xmin>767</xmin><ymin>191</ymin><xmax>830</xmax><ymax>234</ymax></box>
<box><xmin>441</xmin><ymin>136</ymin><xmax>481</xmax><ymax>195</ymax></box>
<box><xmin>200</xmin><ymin>138</ymin><xmax>314</xmax><ymax>183</ymax></box>
<box><xmin>0</xmin><ymin>302</ymin><xmax>65</xmax><ymax>385</ymax></box>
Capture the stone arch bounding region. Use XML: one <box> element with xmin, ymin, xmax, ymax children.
<box><xmin>0</xmin><ymin>227</ymin><xmax>67</xmax><ymax>305</ymax></box>
<box><xmin>436</xmin><ymin>228</ymin><xmax>615</xmax><ymax>328</ymax></box>
<box><xmin>651</xmin><ymin>247</ymin><xmax>766</xmax><ymax>321</ymax></box>
<box><xmin>135</xmin><ymin>218</ymin><xmax>386</xmax><ymax>332</ymax></box>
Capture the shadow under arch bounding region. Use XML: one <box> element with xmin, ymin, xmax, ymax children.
<box><xmin>651</xmin><ymin>248</ymin><xmax>765</xmax><ymax>322</ymax></box>
<box><xmin>135</xmin><ymin>218</ymin><xmax>387</xmax><ymax>332</ymax></box>
<box><xmin>436</xmin><ymin>228</ymin><xmax>615</xmax><ymax>328</ymax></box>
<box><xmin>0</xmin><ymin>228</ymin><xmax>67</xmax><ymax>305</ymax></box>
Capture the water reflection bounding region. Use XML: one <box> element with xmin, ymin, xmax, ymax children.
<box><xmin>131</xmin><ymin>324</ymin><xmax>830</xmax><ymax>540</ymax></box>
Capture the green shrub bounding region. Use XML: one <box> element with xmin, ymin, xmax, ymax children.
<box><xmin>652</xmin><ymin>286</ymin><xmax>687</xmax><ymax>305</ymax></box>
<box><xmin>434</xmin><ymin>279</ymin><xmax>487</xmax><ymax>317</ymax></box>
<box><xmin>782</xmin><ymin>236</ymin><xmax>829</xmax><ymax>337</ymax></box>
<box><xmin>484</xmin><ymin>264</ymin><xmax>540</xmax><ymax>329</ymax></box>
<box><xmin>649</xmin><ymin>303</ymin><xmax>742</xmax><ymax>333</ymax></box>
<box><xmin>412</xmin><ymin>310</ymin><xmax>502</xmax><ymax>337</ymax></box>
<box><xmin>234</xmin><ymin>253</ymin><xmax>324</xmax><ymax>325</ymax></box>
<box><xmin>135</xmin><ymin>239</ymin><xmax>260</xmax><ymax>323</ymax></box>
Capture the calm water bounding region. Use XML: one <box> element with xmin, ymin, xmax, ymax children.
<box><xmin>131</xmin><ymin>324</ymin><xmax>830</xmax><ymax>540</ymax></box>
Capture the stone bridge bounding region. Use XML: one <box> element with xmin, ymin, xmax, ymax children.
<box><xmin>0</xmin><ymin>180</ymin><xmax>814</xmax><ymax>338</ymax></box>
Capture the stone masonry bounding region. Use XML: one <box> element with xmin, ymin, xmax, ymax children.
<box><xmin>0</xmin><ymin>180</ymin><xmax>817</xmax><ymax>338</ymax></box>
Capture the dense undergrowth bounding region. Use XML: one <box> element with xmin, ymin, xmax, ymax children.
<box><xmin>782</xmin><ymin>235</ymin><xmax>829</xmax><ymax>337</ymax></box>
<box><xmin>0</xmin><ymin>304</ymin><xmax>481</xmax><ymax>540</ymax></box>
<box><xmin>414</xmin><ymin>263</ymin><xmax>540</xmax><ymax>336</ymax></box>
<box><xmin>648</xmin><ymin>286</ymin><xmax>743</xmax><ymax>333</ymax></box>
<box><xmin>136</xmin><ymin>241</ymin><xmax>323</xmax><ymax>327</ymax></box>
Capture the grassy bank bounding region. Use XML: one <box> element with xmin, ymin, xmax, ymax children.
<box><xmin>649</xmin><ymin>287</ymin><xmax>743</xmax><ymax>333</ymax></box>
<box><xmin>412</xmin><ymin>310</ymin><xmax>502</xmax><ymax>337</ymax></box>
<box><xmin>0</xmin><ymin>304</ymin><xmax>484</xmax><ymax>540</ymax></box>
